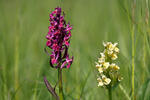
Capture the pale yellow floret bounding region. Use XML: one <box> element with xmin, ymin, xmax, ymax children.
<box><xmin>113</xmin><ymin>65</ymin><xmax>120</xmax><ymax>70</ymax></box>
<box><xmin>98</xmin><ymin>57</ymin><xmax>105</xmax><ymax>64</ymax></box>
<box><xmin>114</xmin><ymin>47</ymin><xmax>119</xmax><ymax>53</ymax></box>
<box><xmin>102</xmin><ymin>75</ymin><xmax>111</xmax><ymax>85</ymax></box>
<box><xmin>111</xmin><ymin>53</ymin><xmax>118</xmax><ymax>60</ymax></box>
<box><xmin>104</xmin><ymin>78</ymin><xmax>111</xmax><ymax>85</ymax></box>
<box><xmin>95</xmin><ymin>62</ymin><xmax>101</xmax><ymax>68</ymax></box>
<box><xmin>110</xmin><ymin>63</ymin><xmax>120</xmax><ymax>70</ymax></box>
<box><xmin>98</xmin><ymin>67</ymin><xmax>103</xmax><ymax>73</ymax></box>
<box><xmin>108</xmin><ymin>43</ymin><xmax>114</xmax><ymax>51</ymax></box>
<box><xmin>103</xmin><ymin>62</ymin><xmax>110</xmax><ymax>69</ymax></box>
<box><xmin>97</xmin><ymin>78</ymin><xmax>104</xmax><ymax>86</ymax></box>
<box><xmin>110</xmin><ymin>63</ymin><xmax>115</xmax><ymax>68</ymax></box>
<box><xmin>103</xmin><ymin>42</ymin><xmax>111</xmax><ymax>48</ymax></box>
<box><xmin>103</xmin><ymin>42</ymin><xmax>118</xmax><ymax>48</ymax></box>
<box><xmin>96</xmin><ymin>62</ymin><xmax>103</xmax><ymax>73</ymax></box>
<box><xmin>107</xmin><ymin>50</ymin><xmax>113</xmax><ymax>55</ymax></box>
<box><xmin>113</xmin><ymin>42</ymin><xmax>118</xmax><ymax>47</ymax></box>
<box><xmin>100</xmin><ymin>53</ymin><xmax>105</xmax><ymax>58</ymax></box>
<box><xmin>101</xmin><ymin>75</ymin><xmax>106</xmax><ymax>80</ymax></box>
<box><xmin>103</xmin><ymin>42</ymin><xmax>107</xmax><ymax>47</ymax></box>
<box><xmin>107</xmin><ymin>42</ymin><xmax>118</xmax><ymax>50</ymax></box>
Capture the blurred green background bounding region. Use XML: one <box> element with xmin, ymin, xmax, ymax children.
<box><xmin>0</xmin><ymin>0</ymin><xmax>150</xmax><ymax>100</ymax></box>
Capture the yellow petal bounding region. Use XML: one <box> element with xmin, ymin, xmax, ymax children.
<box><xmin>114</xmin><ymin>47</ymin><xmax>119</xmax><ymax>53</ymax></box>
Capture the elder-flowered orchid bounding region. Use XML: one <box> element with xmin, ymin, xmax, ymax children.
<box><xmin>96</xmin><ymin>42</ymin><xmax>122</xmax><ymax>87</ymax></box>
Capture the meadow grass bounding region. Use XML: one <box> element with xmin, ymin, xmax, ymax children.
<box><xmin>0</xmin><ymin>0</ymin><xmax>150</xmax><ymax>100</ymax></box>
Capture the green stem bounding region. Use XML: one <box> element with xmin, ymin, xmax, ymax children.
<box><xmin>131</xmin><ymin>25</ymin><xmax>135</xmax><ymax>100</ymax></box>
<box><xmin>142</xmin><ymin>33</ymin><xmax>146</xmax><ymax>83</ymax></box>
<box><xmin>1</xmin><ymin>45</ymin><xmax>7</xmax><ymax>100</ymax></box>
<box><xmin>108</xmin><ymin>87</ymin><xmax>112</xmax><ymax>100</ymax></box>
<box><xmin>58</xmin><ymin>68</ymin><xmax>64</xmax><ymax>100</ymax></box>
<box><xmin>14</xmin><ymin>0</ymin><xmax>20</xmax><ymax>99</ymax></box>
<box><xmin>131</xmin><ymin>1</ymin><xmax>136</xmax><ymax>100</ymax></box>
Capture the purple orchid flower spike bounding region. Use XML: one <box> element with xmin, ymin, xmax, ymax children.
<box><xmin>45</xmin><ymin>7</ymin><xmax>73</xmax><ymax>69</ymax></box>
<box><xmin>44</xmin><ymin>7</ymin><xmax>74</xmax><ymax>100</ymax></box>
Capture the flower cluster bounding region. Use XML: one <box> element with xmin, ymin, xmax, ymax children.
<box><xmin>96</xmin><ymin>42</ymin><xmax>122</xmax><ymax>87</ymax></box>
<box><xmin>46</xmin><ymin>7</ymin><xmax>73</xmax><ymax>69</ymax></box>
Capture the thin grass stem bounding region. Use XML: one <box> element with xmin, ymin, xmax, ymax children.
<box><xmin>131</xmin><ymin>0</ymin><xmax>136</xmax><ymax>100</ymax></box>
<box><xmin>1</xmin><ymin>45</ymin><xmax>7</xmax><ymax>100</ymax></box>
<box><xmin>14</xmin><ymin>1</ymin><xmax>20</xmax><ymax>99</ymax></box>
<box><xmin>119</xmin><ymin>84</ymin><xmax>131</xmax><ymax>100</ymax></box>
